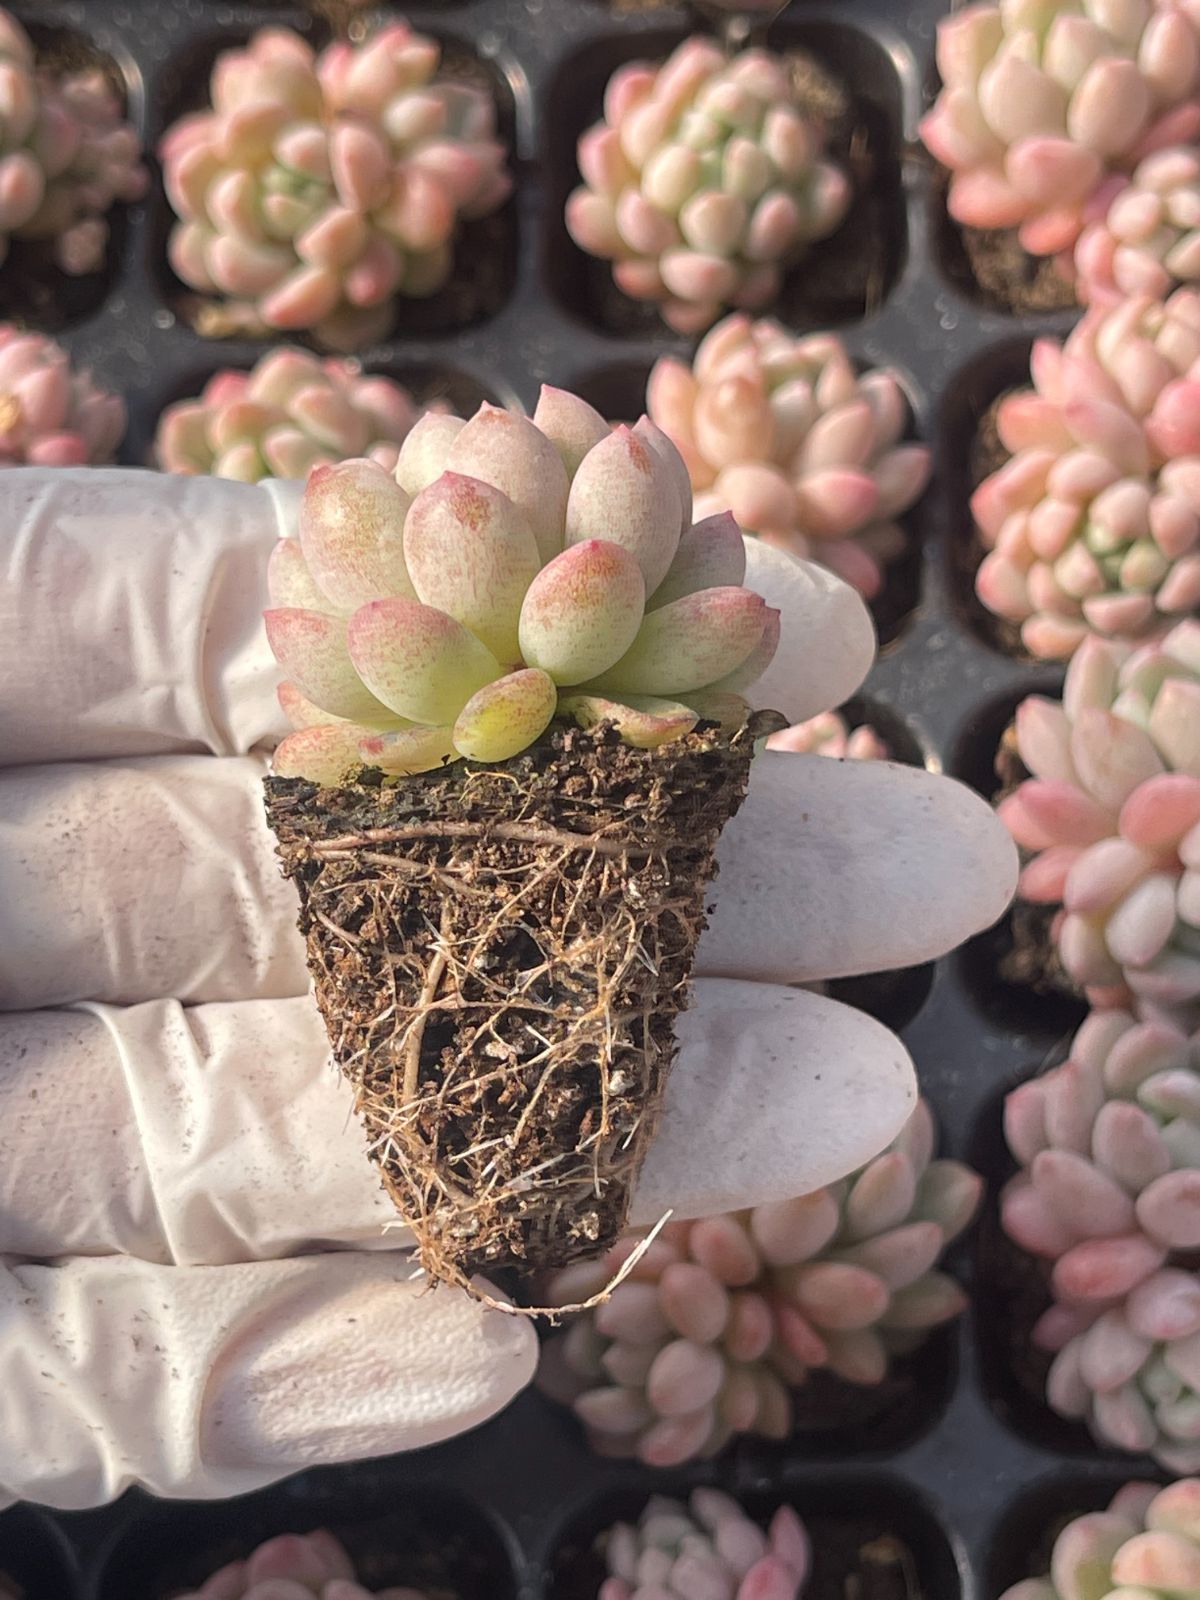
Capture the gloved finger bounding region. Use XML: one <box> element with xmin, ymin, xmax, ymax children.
<box><xmin>0</xmin><ymin>983</ymin><xmax>914</xmax><ymax>1265</ymax></box>
<box><xmin>0</xmin><ymin>749</ymin><xmax>1015</xmax><ymax>1010</ymax></box>
<box><xmin>0</xmin><ymin>469</ymin><xmax>868</xmax><ymax>766</ymax></box>
<box><xmin>0</xmin><ymin>1251</ymin><xmax>537</xmax><ymax>1510</ymax></box>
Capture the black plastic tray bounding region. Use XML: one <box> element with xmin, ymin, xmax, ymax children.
<box><xmin>0</xmin><ymin>0</ymin><xmax>1156</xmax><ymax>1594</ymax></box>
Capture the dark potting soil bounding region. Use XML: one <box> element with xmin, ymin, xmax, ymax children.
<box><xmin>959</xmin><ymin>225</ymin><xmax>1076</xmax><ymax>317</ymax></box>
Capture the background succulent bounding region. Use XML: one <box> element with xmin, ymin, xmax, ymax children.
<box><xmin>160</xmin><ymin>22</ymin><xmax>510</xmax><ymax>346</ymax></box>
<box><xmin>999</xmin><ymin>623</ymin><xmax>1200</xmax><ymax>1019</ymax></box>
<box><xmin>974</xmin><ymin>291</ymin><xmax>1200</xmax><ymax>658</ymax></box>
<box><xmin>920</xmin><ymin>0</ymin><xmax>1200</xmax><ymax>261</ymax></box>
<box><xmin>648</xmin><ymin>315</ymin><xmax>930</xmax><ymax>600</ymax></box>
<box><xmin>1076</xmin><ymin>146</ymin><xmax>1200</xmax><ymax>306</ymax></box>
<box><xmin>0</xmin><ymin>7</ymin><xmax>146</xmax><ymax>276</ymax></box>
<box><xmin>1001</xmin><ymin>1480</ymin><xmax>1200</xmax><ymax>1600</ymax></box>
<box><xmin>566</xmin><ymin>39</ymin><xmax>851</xmax><ymax>334</ymax></box>
<box><xmin>0</xmin><ymin>325</ymin><xmax>124</xmax><ymax>465</ymax></box>
<box><xmin>766</xmin><ymin>708</ymin><xmax>889</xmax><ymax>758</ymax></box>
<box><xmin>268</xmin><ymin>388</ymin><xmax>781</xmax><ymax>782</ymax></box>
<box><xmin>178</xmin><ymin>1529</ymin><xmax>427</xmax><ymax>1598</ymax></box>
<box><xmin>155</xmin><ymin>348</ymin><xmax>439</xmax><ymax>481</ymax></box>
<box><xmin>537</xmin><ymin>1101</ymin><xmax>980</xmax><ymax>1466</ymax></box>
<box><xmin>600</xmin><ymin>1490</ymin><xmax>810</xmax><ymax>1600</ymax></box>
<box><xmin>1003</xmin><ymin>1009</ymin><xmax>1200</xmax><ymax>1467</ymax></box>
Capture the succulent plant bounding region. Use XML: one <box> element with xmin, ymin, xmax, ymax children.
<box><xmin>648</xmin><ymin>315</ymin><xmax>930</xmax><ymax>600</ymax></box>
<box><xmin>267</xmin><ymin>389</ymin><xmax>782</xmax><ymax>783</ymax></box>
<box><xmin>160</xmin><ymin>22</ymin><xmax>510</xmax><ymax>345</ymax></box>
<box><xmin>920</xmin><ymin>0</ymin><xmax>1200</xmax><ymax>262</ymax></box>
<box><xmin>1075</xmin><ymin>146</ymin><xmax>1200</xmax><ymax>306</ymax></box>
<box><xmin>999</xmin><ymin>623</ymin><xmax>1200</xmax><ymax>1018</ymax></box>
<box><xmin>1003</xmin><ymin>1007</ymin><xmax>1200</xmax><ymax>1467</ymax></box>
<box><xmin>599</xmin><ymin>1490</ymin><xmax>810</xmax><ymax>1600</ymax></box>
<box><xmin>566</xmin><ymin>39</ymin><xmax>851</xmax><ymax>334</ymax></box>
<box><xmin>766</xmin><ymin>708</ymin><xmax>889</xmax><ymax>759</ymax></box>
<box><xmin>155</xmin><ymin>348</ymin><xmax>438</xmax><ymax>481</ymax></box>
<box><xmin>1002</xmin><ymin>1481</ymin><xmax>1200</xmax><ymax>1600</ymax></box>
<box><xmin>537</xmin><ymin>1100</ymin><xmax>980</xmax><ymax>1466</ymax></box>
<box><xmin>0</xmin><ymin>8</ymin><xmax>146</xmax><ymax>277</ymax></box>
<box><xmin>0</xmin><ymin>325</ymin><xmax>124</xmax><ymax>465</ymax></box>
<box><xmin>178</xmin><ymin>1529</ymin><xmax>427</xmax><ymax>1599</ymax></box>
<box><xmin>973</xmin><ymin>291</ymin><xmax>1200</xmax><ymax>658</ymax></box>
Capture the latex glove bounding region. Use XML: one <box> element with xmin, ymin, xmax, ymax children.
<box><xmin>0</xmin><ymin>469</ymin><xmax>1017</xmax><ymax>1510</ymax></box>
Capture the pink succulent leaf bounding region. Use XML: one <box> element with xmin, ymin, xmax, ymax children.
<box><xmin>299</xmin><ymin>458</ymin><xmax>415</xmax><ymax>612</ymax></box>
<box><xmin>346</xmin><ymin>596</ymin><xmax>501</xmax><ymax>725</ymax></box>
<box><xmin>446</xmin><ymin>404</ymin><xmax>569</xmax><ymax>564</ymax></box>
<box><xmin>393</xmin><ymin>411</ymin><xmax>466</xmax><ymax>496</ymax></box>
<box><xmin>264</xmin><ymin>606</ymin><xmax>394</xmax><ymax>723</ymax></box>
<box><xmin>451</xmin><ymin>668</ymin><xmax>557</xmax><ymax>763</ymax></box>
<box><xmin>585</xmin><ymin>586</ymin><xmax>767</xmax><ymax>698</ymax></box>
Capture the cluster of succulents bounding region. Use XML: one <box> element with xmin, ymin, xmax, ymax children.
<box><xmin>1003</xmin><ymin>1008</ymin><xmax>1200</xmax><ymax>1467</ymax></box>
<box><xmin>268</xmin><ymin>388</ymin><xmax>782</xmax><ymax>783</ymax></box>
<box><xmin>567</xmin><ymin>39</ymin><xmax>851</xmax><ymax>334</ymax></box>
<box><xmin>920</xmin><ymin>0</ymin><xmax>1200</xmax><ymax>263</ymax></box>
<box><xmin>160</xmin><ymin>23</ymin><xmax>510</xmax><ymax>345</ymax></box>
<box><xmin>1076</xmin><ymin>146</ymin><xmax>1200</xmax><ymax>307</ymax></box>
<box><xmin>973</xmin><ymin>291</ymin><xmax>1200</xmax><ymax>658</ymax></box>
<box><xmin>178</xmin><ymin>1530</ymin><xmax>427</xmax><ymax>1599</ymax></box>
<box><xmin>648</xmin><ymin>315</ymin><xmax>930</xmax><ymax>599</ymax></box>
<box><xmin>0</xmin><ymin>7</ymin><xmax>146</xmax><ymax>277</ymax></box>
<box><xmin>0</xmin><ymin>325</ymin><xmax>124</xmax><ymax>465</ymax></box>
<box><xmin>600</xmin><ymin>1491</ymin><xmax>810</xmax><ymax>1600</ymax></box>
<box><xmin>1002</xmin><ymin>1480</ymin><xmax>1200</xmax><ymax>1600</ymax></box>
<box><xmin>537</xmin><ymin>1101</ymin><xmax>980</xmax><ymax>1466</ymax></box>
<box><xmin>999</xmin><ymin>623</ymin><xmax>1200</xmax><ymax>1018</ymax></box>
<box><xmin>766</xmin><ymin>708</ymin><xmax>889</xmax><ymax>759</ymax></box>
<box><xmin>155</xmin><ymin>348</ymin><xmax>438</xmax><ymax>481</ymax></box>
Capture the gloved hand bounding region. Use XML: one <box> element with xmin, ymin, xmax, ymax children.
<box><xmin>0</xmin><ymin>468</ymin><xmax>1016</xmax><ymax>1510</ymax></box>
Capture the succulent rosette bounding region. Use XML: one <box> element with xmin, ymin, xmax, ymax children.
<box><xmin>1002</xmin><ymin>1481</ymin><xmax>1200</xmax><ymax>1600</ymax></box>
<box><xmin>766</xmin><ymin>708</ymin><xmax>889</xmax><ymax>759</ymax></box>
<box><xmin>1076</xmin><ymin>146</ymin><xmax>1200</xmax><ymax>306</ymax></box>
<box><xmin>0</xmin><ymin>7</ymin><xmax>147</xmax><ymax>276</ymax></box>
<box><xmin>600</xmin><ymin>1491</ymin><xmax>810</xmax><ymax>1600</ymax></box>
<box><xmin>178</xmin><ymin>1530</ymin><xmax>426</xmax><ymax>1599</ymax></box>
<box><xmin>920</xmin><ymin>0</ymin><xmax>1200</xmax><ymax>262</ymax></box>
<box><xmin>974</xmin><ymin>291</ymin><xmax>1200</xmax><ymax>659</ymax></box>
<box><xmin>0</xmin><ymin>326</ymin><xmax>125</xmax><ymax>465</ymax></box>
<box><xmin>1003</xmin><ymin>1008</ymin><xmax>1200</xmax><ymax>1466</ymax></box>
<box><xmin>566</xmin><ymin>39</ymin><xmax>851</xmax><ymax>333</ymax></box>
<box><xmin>266</xmin><ymin>390</ymin><xmax>780</xmax><ymax>780</ymax></box>
<box><xmin>648</xmin><ymin>315</ymin><xmax>930</xmax><ymax>600</ymax></box>
<box><xmin>159</xmin><ymin>22</ymin><xmax>510</xmax><ymax>345</ymax></box>
<box><xmin>537</xmin><ymin>1100</ymin><xmax>981</xmax><ymax>1465</ymax></box>
<box><xmin>999</xmin><ymin>623</ymin><xmax>1200</xmax><ymax>1018</ymax></box>
<box><xmin>155</xmin><ymin>348</ymin><xmax>437</xmax><ymax>481</ymax></box>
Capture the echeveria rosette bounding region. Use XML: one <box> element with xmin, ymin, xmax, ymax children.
<box><xmin>266</xmin><ymin>390</ymin><xmax>782</xmax><ymax>782</ymax></box>
<box><xmin>1076</xmin><ymin>145</ymin><xmax>1200</xmax><ymax>306</ymax></box>
<box><xmin>159</xmin><ymin>22</ymin><xmax>510</xmax><ymax>346</ymax></box>
<box><xmin>155</xmin><ymin>347</ymin><xmax>438</xmax><ymax>481</ymax></box>
<box><xmin>766</xmin><ymin>709</ymin><xmax>889</xmax><ymax>759</ymax></box>
<box><xmin>566</xmin><ymin>39</ymin><xmax>851</xmax><ymax>334</ymax></box>
<box><xmin>537</xmin><ymin>1100</ymin><xmax>980</xmax><ymax>1467</ymax></box>
<box><xmin>1002</xmin><ymin>1481</ymin><xmax>1200</xmax><ymax>1600</ymax></box>
<box><xmin>600</xmin><ymin>1491</ymin><xmax>810</xmax><ymax>1600</ymax></box>
<box><xmin>919</xmin><ymin>0</ymin><xmax>1200</xmax><ymax>262</ymax></box>
<box><xmin>974</xmin><ymin>291</ymin><xmax>1200</xmax><ymax>659</ymax></box>
<box><xmin>1000</xmin><ymin>623</ymin><xmax>1200</xmax><ymax>1019</ymax></box>
<box><xmin>177</xmin><ymin>1528</ymin><xmax>428</xmax><ymax>1598</ymax></box>
<box><xmin>649</xmin><ymin>315</ymin><xmax>931</xmax><ymax>601</ymax></box>
<box><xmin>1004</xmin><ymin>1008</ymin><xmax>1200</xmax><ymax>1467</ymax></box>
<box><xmin>0</xmin><ymin>326</ymin><xmax>125</xmax><ymax>465</ymax></box>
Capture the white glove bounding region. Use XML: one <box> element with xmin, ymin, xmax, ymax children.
<box><xmin>0</xmin><ymin>468</ymin><xmax>1017</xmax><ymax>1509</ymax></box>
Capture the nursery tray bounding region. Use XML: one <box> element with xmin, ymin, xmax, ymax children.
<box><xmin>0</xmin><ymin>0</ymin><xmax>1155</xmax><ymax>1594</ymax></box>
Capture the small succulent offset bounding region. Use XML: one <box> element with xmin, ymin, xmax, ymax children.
<box><xmin>1003</xmin><ymin>1009</ymin><xmax>1200</xmax><ymax>1468</ymax></box>
<box><xmin>268</xmin><ymin>390</ymin><xmax>781</xmax><ymax>784</ymax></box>
<box><xmin>974</xmin><ymin>292</ymin><xmax>1200</xmax><ymax>659</ymax></box>
<box><xmin>538</xmin><ymin>1101</ymin><xmax>980</xmax><ymax>1466</ymax></box>
<box><xmin>0</xmin><ymin>326</ymin><xmax>125</xmax><ymax>466</ymax></box>
<box><xmin>155</xmin><ymin>348</ymin><xmax>437</xmax><ymax>481</ymax></box>
<box><xmin>177</xmin><ymin>1529</ymin><xmax>427</xmax><ymax>1599</ymax></box>
<box><xmin>1076</xmin><ymin>146</ymin><xmax>1200</xmax><ymax>306</ymax></box>
<box><xmin>160</xmin><ymin>22</ymin><xmax>510</xmax><ymax>345</ymax></box>
<box><xmin>600</xmin><ymin>1491</ymin><xmax>810</xmax><ymax>1600</ymax></box>
<box><xmin>567</xmin><ymin>39</ymin><xmax>851</xmax><ymax>334</ymax></box>
<box><xmin>999</xmin><ymin>623</ymin><xmax>1200</xmax><ymax>1019</ymax></box>
<box><xmin>1002</xmin><ymin>1481</ymin><xmax>1200</xmax><ymax>1600</ymax></box>
<box><xmin>920</xmin><ymin>0</ymin><xmax>1200</xmax><ymax>262</ymax></box>
<box><xmin>648</xmin><ymin>315</ymin><xmax>930</xmax><ymax>600</ymax></box>
<box><xmin>0</xmin><ymin>7</ymin><xmax>146</xmax><ymax>276</ymax></box>
<box><xmin>766</xmin><ymin>708</ymin><xmax>889</xmax><ymax>759</ymax></box>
